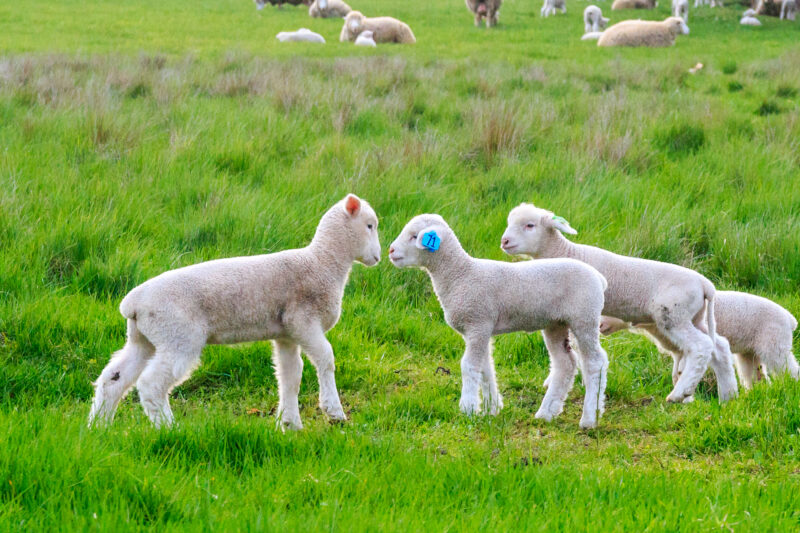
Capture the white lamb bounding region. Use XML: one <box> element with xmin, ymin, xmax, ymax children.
<box><xmin>355</xmin><ymin>30</ymin><xmax>377</xmax><ymax>47</ymax></box>
<box><xmin>672</xmin><ymin>0</ymin><xmax>689</xmax><ymax>22</ymax></box>
<box><xmin>740</xmin><ymin>8</ymin><xmax>762</xmax><ymax>24</ymax></box>
<box><xmin>600</xmin><ymin>291</ymin><xmax>798</xmax><ymax>390</ymax></box>
<box><xmin>276</xmin><ymin>28</ymin><xmax>326</xmax><ymax>43</ymax></box>
<box><xmin>308</xmin><ymin>0</ymin><xmax>352</xmax><ymax>18</ymax></box>
<box><xmin>584</xmin><ymin>5</ymin><xmax>610</xmax><ymax>33</ymax></box>
<box><xmin>541</xmin><ymin>0</ymin><xmax>567</xmax><ymax>17</ymax></box>
<box><xmin>501</xmin><ymin>203</ymin><xmax>738</xmax><ymax>403</ymax></box>
<box><xmin>88</xmin><ymin>194</ymin><xmax>381</xmax><ymax>430</ymax></box>
<box><xmin>389</xmin><ymin>214</ymin><xmax>610</xmax><ymax>429</ymax></box>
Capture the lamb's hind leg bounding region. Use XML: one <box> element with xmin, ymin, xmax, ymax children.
<box><xmin>571</xmin><ymin>326</ymin><xmax>609</xmax><ymax>429</ymax></box>
<box><xmin>537</xmin><ymin>325</ymin><xmax>578</xmax><ymax>422</ymax></box>
<box><xmin>137</xmin><ymin>343</ymin><xmax>202</xmax><ymax>429</ymax></box>
<box><xmin>273</xmin><ymin>339</ymin><xmax>304</xmax><ymax>431</ymax></box>
<box><xmin>88</xmin><ymin>319</ymin><xmax>154</xmax><ymax>427</ymax></box>
<box><xmin>656</xmin><ymin>321</ymin><xmax>713</xmax><ymax>403</ymax></box>
<box><xmin>734</xmin><ymin>353</ymin><xmax>757</xmax><ymax>390</ymax></box>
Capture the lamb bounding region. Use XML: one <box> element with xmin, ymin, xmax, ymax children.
<box><xmin>389</xmin><ymin>214</ymin><xmax>610</xmax><ymax>429</ymax></box>
<box><xmin>276</xmin><ymin>28</ymin><xmax>326</xmax><ymax>43</ymax></box>
<box><xmin>541</xmin><ymin>0</ymin><xmax>567</xmax><ymax>17</ymax></box>
<box><xmin>584</xmin><ymin>5</ymin><xmax>610</xmax><ymax>33</ymax></box>
<box><xmin>501</xmin><ymin>203</ymin><xmax>738</xmax><ymax>403</ymax></box>
<box><xmin>88</xmin><ymin>194</ymin><xmax>381</xmax><ymax>430</ymax></box>
<box><xmin>355</xmin><ymin>30</ymin><xmax>377</xmax><ymax>47</ymax></box>
<box><xmin>755</xmin><ymin>0</ymin><xmax>793</xmax><ymax>18</ymax></box>
<box><xmin>254</xmin><ymin>0</ymin><xmax>310</xmax><ymax>9</ymax></box>
<box><xmin>781</xmin><ymin>0</ymin><xmax>796</xmax><ymax>20</ymax></box>
<box><xmin>308</xmin><ymin>0</ymin><xmax>352</xmax><ymax>18</ymax></box>
<box><xmin>600</xmin><ymin>292</ymin><xmax>798</xmax><ymax>390</ymax></box>
<box><xmin>466</xmin><ymin>0</ymin><xmax>502</xmax><ymax>27</ymax></box>
<box><xmin>740</xmin><ymin>8</ymin><xmax>762</xmax><ymax>24</ymax></box>
<box><xmin>340</xmin><ymin>11</ymin><xmax>416</xmax><ymax>44</ymax></box>
<box><xmin>611</xmin><ymin>0</ymin><xmax>657</xmax><ymax>9</ymax></box>
<box><xmin>672</xmin><ymin>0</ymin><xmax>689</xmax><ymax>21</ymax></box>
<box><xmin>598</xmin><ymin>17</ymin><xmax>689</xmax><ymax>47</ymax></box>
<box><xmin>581</xmin><ymin>32</ymin><xmax>604</xmax><ymax>40</ymax></box>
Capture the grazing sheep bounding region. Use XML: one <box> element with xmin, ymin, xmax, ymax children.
<box><xmin>584</xmin><ymin>5</ymin><xmax>610</xmax><ymax>32</ymax></box>
<box><xmin>501</xmin><ymin>204</ymin><xmax>738</xmax><ymax>403</ymax></box>
<box><xmin>466</xmin><ymin>0</ymin><xmax>502</xmax><ymax>27</ymax></box>
<box><xmin>541</xmin><ymin>0</ymin><xmax>567</xmax><ymax>17</ymax></box>
<box><xmin>88</xmin><ymin>195</ymin><xmax>381</xmax><ymax>430</ymax></box>
<box><xmin>611</xmin><ymin>0</ymin><xmax>657</xmax><ymax>9</ymax></box>
<box><xmin>389</xmin><ymin>215</ymin><xmax>610</xmax><ymax>429</ymax></box>
<box><xmin>255</xmin><ymin>0</ymin><xmax>310</xmax><ymax>9</ymax></box>
<box><xmin>308</xmin><ymin>0</ymin><xmax>352</xmax><ymax>18</ymax></box>
<box><xmin>740</xmin><ymin>8</ymin><xmax>762</xmax><ymax>24</ymax></box>
<box><xmin>276</xmin><ymin>28</ymin><xmax>326</xmax><ymax>43</ymax></box>
<box><xmin>340</xmin><ymin>11</ymin><xmax>416</xmax><ymax>43</ymax></box>
<box><xmin>355</xmin><ymin>30</ymin><xmax>377</xmax><ymax>46</ymax></box>
<box><xmin>601</xmin><ymin>292</ymin><xmax>798</xmax><ymax>390</ymax></box>
<box><xmin>672</xmin><ymin>0</ymin><xmax>689</xmax><ymax>21</ymax></box>
<box><xmin>598</xmin><ymin>17</ymin><xmax>689</xmax><ymax>47</ymax></box>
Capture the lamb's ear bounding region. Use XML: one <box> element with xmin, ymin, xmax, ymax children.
<box><xmin>414</xmin><ymin>225</ymin><xmax>446</xmax><ymax>251</ymax></box>
<box><xmin>343</xmin><ymin>194</ymin><xmax>361</xmax><ymax>216</ymax></box>
<box><xmin>549</xmin><ymin>214</ymin><xmax>577</xmax><ymax>235</ymax></box>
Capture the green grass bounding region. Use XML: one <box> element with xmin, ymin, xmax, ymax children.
<box><xmin>1</xmin><ymin>0</ymin><xmax>800</xmax><ymax>530</ymax></box>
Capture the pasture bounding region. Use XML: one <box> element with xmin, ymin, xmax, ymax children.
<box><xmin>1</xmin><ymin>0</ymin><xmax>800</xmax><ymax>529</ymax></box>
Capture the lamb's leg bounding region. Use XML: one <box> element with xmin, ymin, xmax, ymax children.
<box><xmin>137</xmin><ymin>346</ymin><xmax>201</xmax><ymax>429</ymax></box>
<box><xmin>296</xmin><ymin>328</ymin><xmax>346</xmax><ymax>421</ymax></box>
<box><xmin>475</xmin><ymin>13</ymin><xmax>481</xmax><ymax>26</ymax></box>
<box><xmin>708</xmin><ymin>335</ymin><xmax>738</xmax><ymax>401</ymax></box>
<box><xmin>785</xmin><ymin>351</ymin><xmax>800</xmax><ymax>380</ymax></box>
<box><xmin>656</xmin><ymin>321</ymin><xmax>712</xmax><ymax>403</ymax></box>
<box><xmin>273</xmin><ymin>339</ymin><xmax>304</xmax><ymax>430</ymax></box>
<box><xmin>88</xmin><ymin>319</ymin><xmax>154</xmax><ymax>427</ymax></box>
<box><xmin>543</xmin><ymin>335</ymin><xmax>580</xmax><ymax>388</ymax></box>
<box><xmin>537</xmin><ymin>325</ymin><xmax>578</xmax><ymax>422</ymax></box>
<box><xmin>479</xmin><ymin>341</ymin><xmax>503</xmax><ymax>415</ymax></box>
<box><xmin>571</xmin><ymin>327</ymin><xmax>608</xmax><ymax>429</ymax></box>
<box><xmin>459</xmin><ymin>331</ymin><xmax>492</xmax><ymax>415</ymax></box>
<box><xmin>734</xmin><ymin>353</ymin><xmax>757</xmax><ymax>390</ymax></box>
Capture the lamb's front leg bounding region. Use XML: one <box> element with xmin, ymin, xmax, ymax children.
<box><xmin>296</xmin><ymin>327</ymin><xmax>346</xmax><ymax>421</ymax></box>
<box><xmin>272</xmin><ymin>339</ymin><xmax>304</xmax><ymax>430</ymax></box>
<box><xmin>459</xmin><ymin>331</ymin><xmax>493</xmax><ymax>416</ymax></box>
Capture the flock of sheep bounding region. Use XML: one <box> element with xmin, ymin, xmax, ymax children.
<box><xmin>88</xmin><ymin>195</ymin><xmax>799</xmax><ymax>431</ymax></box>
<box><xmin>261</xmin><ymin>0</ymin><xmax>796</xmax><ymax>49</ymax></box>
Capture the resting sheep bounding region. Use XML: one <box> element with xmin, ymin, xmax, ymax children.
<box><xmin>355</xmin><ymin>30</ymin><xmax>377</xmax><ymax>47</ymax></box>
<box><xmin>466</xmin><ymin>0</ymin><xmax>502</xmax><ymax>27</ymax></box>
<box><xmin>389</xmin><ymin>214</ymin><xmax>610</xmax><ymax>429</ymax></box>
<box><xmin>541</xmin><ymin>0</ymin><xmax>567</xmax><ymax>17</ymax></box>
<box><xmin>584</xmin><ymin>5</ymin><xmax>610</xmax><ymax>33</ymax></box>
<box><xmin>611</xmin><ymin>0</ymin><xmax>657</xmax><ymax>9</ymax></box>
<box><xmin>340</xmin><ymin>11</ymin><xmax>416</xmax><ymax>44</ymax></box>
<box><xmin>672</xmin><ymin>0</ymin><xmax>689</xmax><ymax>21</ymax></box>
<box><xmin>276</xmin><ymin>28</ymin><xmax>326</xmax><ymax>43</ymax></box>
<box><xmin>740</xmin><ymin>8</ymin><xmax>762</xmax><ymax>24</ymax></box>
<box><xmin>88</xmin><ymin>194</ymin><xmax>381</xmax><ymax>430</ymax></box>
<box><xmin>601</xmin><ymin>292</ymin><xmax>798</xmax><ymax>390</ymax></box>
<box><xmin>254</xmin><ymin>0</ymin><xmax>310</xmax><ymax>9</ymax></box>
<box><xmin>501</xmin><ymin>203</ymin><xmax>738</xmax><ymax>403</ymax></box>
<box><xmin>598</xmin><ymin>16</ymin><xmax>689</xmax><ymax>47</ymax></box>
<box><xmin>308</xmin><ymin>0</ymin><xmax>352</xmax><ymax>18</ymax></box>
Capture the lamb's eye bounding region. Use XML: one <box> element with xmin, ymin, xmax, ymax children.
<box><xmin>526</xmin><ymin>223</ymin><xmax>535</xmax><ymax>229</ymax></box>
<box><xmin>367</xmin><ymin>224</ymin><xmax>373</xmax><ymax>230</ymax></box>
<box><xmin>411</xmin><ymin>234</ymin><xmax>417</xmax><ymax>241</ymax></box>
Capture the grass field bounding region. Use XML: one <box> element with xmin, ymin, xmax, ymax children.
<box><xmin>2</xmin><ymin>0</ymin><xmax>800</xmax><ymax>530</ymax></box>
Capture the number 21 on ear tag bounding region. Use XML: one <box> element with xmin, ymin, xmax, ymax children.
<box><xmin>421</xmin><ymin>231</ymin><xmax>440</xmax><ymax>252</ymax></box>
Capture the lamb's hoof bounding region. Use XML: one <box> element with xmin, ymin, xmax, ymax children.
<box><xmin>460</xmin><ymin>398</ymin><xmax>481</xmax><ymax>416</ymax></box>
<box><xmin>579</xmin><ymin>417</ymin><xmax>598</xmax><ymax>430</ymax></box>
<box><xmin>324</xmin><ymin>407</ymin><xmax>347</xmax><ymax>422</ymax></box>
<box><xmin>278</xmin><ymin>417</ymin><xmax>303</xmax><ymax>432</ymax></box>
<box><xmin>718</xmin><ymin>387</ymin><xmax>738</xmax><ymax>403</ymax></box>
<box><xmin>534</xmin><ymin>409</ymin><xmax>555</xmax><ymax>422</ymax></box>
<box><xmin>682</xmin><ymin>396</ymin><xmax>695</xmax><ymax>404</ymax></box>
<box><xmin>666</xmin><ymin>389</ymin><xmax>692</xmax><ymax>403</ymax></box>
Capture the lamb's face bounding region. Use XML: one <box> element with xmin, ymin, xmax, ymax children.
<box><xmin>666</xmin><ymin>16</ymin><xmax>689</xmax><ymax>34</ymax></box>
<box><xmin>600</xmin><ymin>16</ymin><xmax>609</xmax><ymax>29</ymax></box>
<box><xmin>501</xmin><ymin>203</ymin><xmax>577</xmax><ymax>257</ymax></box>
<box><xmin>346</xmin><ymin>11</ymin><xmax>365</xmax><ymax>34</ymax></box>
<box><xmin>341</xmin><ymin>195</ymin><xmax>381</xmax><ymax>266</ymax></box>
<box><xmin>389</xmin><ymin>215</ymin><xmax>448</xmax><ymax>269</ymax></box>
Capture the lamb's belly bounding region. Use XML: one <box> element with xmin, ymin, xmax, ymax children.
<box><xmin>207</xmin><ymin>322</ymin><xmax>283</xmax><ymax>345</ymax></box>
<box><xmin>494</xmin><ymin>315</ymin><xmax>548</xmax><ymax>335</ymax></box>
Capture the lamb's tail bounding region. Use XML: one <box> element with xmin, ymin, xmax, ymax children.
<box><xmin>702</xmin><ymin>278</ymin><xmax>716</xmax><ymax>348</ymax></box>
<box><xmin>596</xmin><ymin>270</ymin><xmax>609</xmax><ymax>292</ymax></box>
<box><xmin>119</xmin><ymin>288</ymin><xmax>140</xmax><ymax>320</ymax></box>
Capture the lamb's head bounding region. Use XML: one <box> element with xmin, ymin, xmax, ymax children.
<box><xmin>501</xmin><ymin>203</ymin><xmax>577</xmax><ymax>257</ymax></box>
<box><xmin>318</xmin><ymin>0</ymin><xmax>328</xmax><ymax>9</ymax></box>
<box><xmin>599</xmin><ymin>316</ymin><xmax>631</xmax><ymax>335</ymax></box>
<box><xmin>359</xmin><ymin>30</ymin><xmax>374</xmax><ymax>39</ymax></box>
<box><xmin>600</xmin><ymin>15</ymin><xmax>610</xmax><ymax>29</ymax></box>
<box><xmin>315</xmin><ymin>194</ymin><xmax>381</xmax><ymax>266</ymax></box>
<box><xmin>389</xmin><ymin>214</ymin><xmax>456</xmax><ymax>269</ymax></box>
<box><xmin>665</xmin><ymin>16</ymin><xmax>689</xmax><ymax>35</ymax></box>
<box><xmin>345</xmin><ymin>11</ymin><xmax>366</xmax><ymax>35</ymax></box>
<box><xmin>743</xmin><ymin>8</ymin><xmax>757</xmax><ymax>16</ymax></box>
<box><xmin>254</xmin><ymin>0</ymin><xmax>267</xmax><ymax>10</ymax></box>
<box><xmin>476</xmin><ymin>1</ymin><xmax>488</xmax><ymax>14</ymax></box>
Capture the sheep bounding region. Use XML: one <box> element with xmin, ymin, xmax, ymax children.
<box><xmin>255</xmin><ymin>0</ymin><xmax>310</xmax><ymax>9</ymax></box>
<box><xmin>541</xmin><ymin>0</ymin><xmax>567</xmax><ymax>17</ymax></box>
<box><xmin>781</xmin><ymin>0</ymin><xmax>797</xmax><ymax>20</ymax></box>
<box><xmin>755</xmin><ymin>0</ymin><xmax>793</xmax><ymax>17</ymax></box>
<box><xmin>611</xmin><ymin>0</ymin><xmax>657</xmax><ymax>9</ymax></box>
<box><xmin>600</xmin><ymin>292</ymin><xmax>799</xmax><ymax>390</ymax></box>
<box><xmin>389</xmin><ymin>214</ymin><xmax>610</xmax><ymax>429</ymax></box>
<box><xmin>88</xmin><ymin>194</ymin><xmax>381</xmax><ymax>431</ymax></box>
<box><xmin>740</xmin><ymin>8</ymin><xmax>762</xmax><ymax>24</ymax></box>
<box><xmin>276</xmin><ymin>28</ymin><xmax>326</xmax><ymax>43</ymax></box>
<box><xmin>355</xmin><ymin>30</ymin><xmax>377</xmax><ymax>47</ymax></box>
<box><xmin>501</xmin><ymin>203</ymin><xmax>739</xmax><ymax>404</ymax></box>
<box><xmin>584</xmin><ymin>5</ymin><xmax>610</xmax><ymax>33</ymax></box>
<box><xmin>340</xmin><ymin>11</ymin><xmax>416</xmax><ymax>44</ymax></box>
<box><xmin>672</xmin><ymin>0</ymin><xmax>689</xmax><ymax>21</ymax></box>
<box><xmin>598</xmin><ymin>17</ymin><xmax>689</xmax><ymax>47</ymax></box>
<box><xmin>308</xmin><ymin>0</ymin><xmax>352</xmax><ymax>19</ymax></box>
<box><xmin>466</xmin><ymin>0</ymin><xmax>502</xmax><ymax>27</ymax></box>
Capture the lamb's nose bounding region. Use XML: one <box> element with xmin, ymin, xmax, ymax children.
<box><xmin>389</xmin><ymin>246</ymin><xmax>395</xmax><ymax>254</ymax></box>
<box><xmin>501</xmin><ymin>237</ymin><xmax>509</xmax><ymax>247</ymax></box>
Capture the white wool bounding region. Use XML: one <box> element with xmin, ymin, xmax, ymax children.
<box><xmin>672</xmin><ymin>0</ymin><xmax>689</xmax><ymax>22</ymax></box>
<box><xmin>308</xmin><ymin>0</ymin><xmax>352</xmax><ymax>19</ymax></box>
<box><xmin>583</xmin><ymin>5</ymin><xmax>609</xmax><ymax>33</ymax></box>
<box><xmin>276</xmin><ymin>28</ymin><xmax>326</xmax><ymax>43</ymax></box>
<box><xmin>502</xmin><ymin>203</ymin><xmax>738</xmax><ymax>403</ymax></box>
<box><xmin>89</xmin><ymin>194</ymin><xmax>381</xmax><ymax>430</ymax></box>
<box><xmin>355</xmin><ymin>30</ymin><xmax>377</xmax><ymax>46</ymax></box>
<box><xmin>740</xmin><ymin>9</ymin><xmax>762</xmax><ymax>24</ymax></box>
<box><xmin>390</xmin><ymin>214</ymin><xmax>609</xmax><ymax>429</ymax></box>
<box><xmin>541</xmin><ymin>0</ymin><xmax>566</xmax><ymax>17</ymax></box>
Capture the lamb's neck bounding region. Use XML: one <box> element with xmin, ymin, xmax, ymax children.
<box><xmin>424</xmin><ymin>247</ymin><xmax>474</xmax><ymax>299</ymax></box>
<box><xmin>305</xmin><ymin>240</ymin><xmax>354</xmax><ymax>283</ymax></box>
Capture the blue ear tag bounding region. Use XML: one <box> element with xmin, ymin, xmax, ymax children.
<box><xmin>421</xmin><ymin>231</ymin><xmax>440</xmax><ymax>252</ymax></box>
<box><xmin>552</xmin><ymin>215</ymin><xmax>569</xmax><ymax>226</ymax></box>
